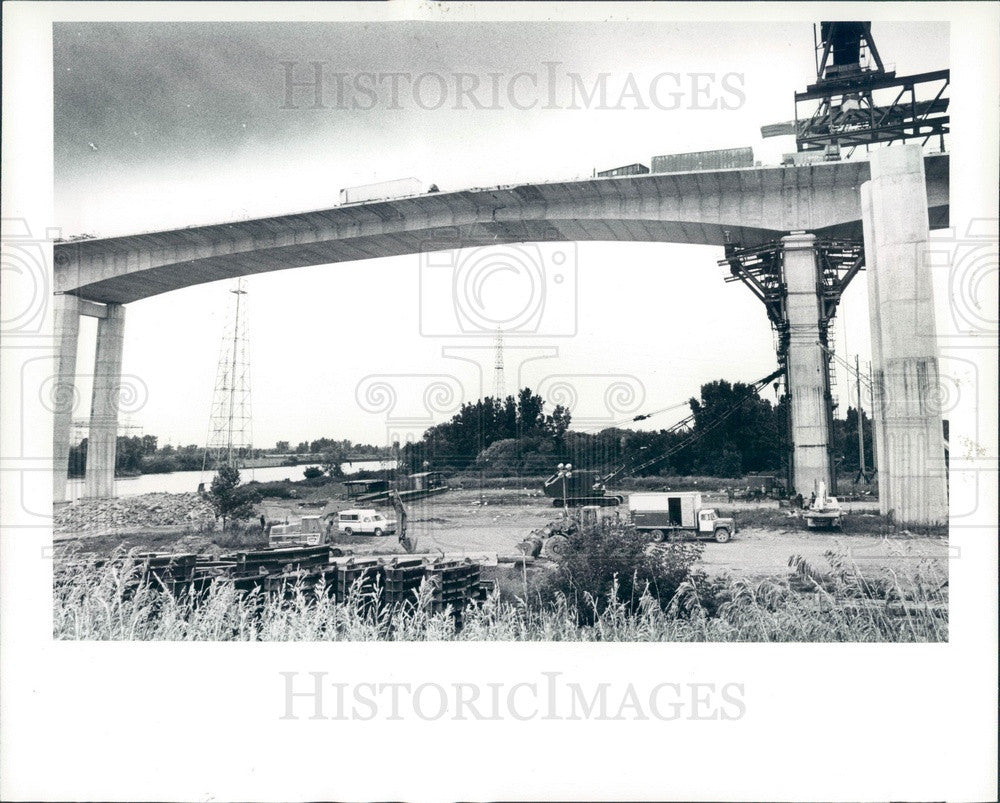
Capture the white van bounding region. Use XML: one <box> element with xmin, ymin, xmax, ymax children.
<box><xmin>336</xmin><ymin>509</ymin><xmax>397</xmax><ymax>536</ymax></box>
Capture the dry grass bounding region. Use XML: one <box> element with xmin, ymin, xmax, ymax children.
<box><xmin>53</xmin><ymin>550</ymin><xmax>947</xmax><ymax>642</ymax></box>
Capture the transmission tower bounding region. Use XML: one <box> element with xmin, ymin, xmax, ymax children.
<box><xmin>493</xmin><ymin>327</ymin><xmax>506</xmax><ymax>400</ymax></box>
<box><xmin>203</xmin><ymin>278</ymin><xmax>253</xmax><ymax>472</ymax></box>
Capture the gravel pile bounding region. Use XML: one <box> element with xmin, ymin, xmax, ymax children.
<box><xmin>55</xmin><ymin>492</ymin><xmax>217</xmax><ymax>536</ymax></box>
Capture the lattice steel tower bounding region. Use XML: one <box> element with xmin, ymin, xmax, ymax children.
<box><xmin>203</xmin><ymin>278</ymin><xmax>253</xmax><ymax>471</ymax></box>
<box><xmin>493</xmin><ymin>327</ymin><xmax>506</xmax><ymax>400</ymax></box>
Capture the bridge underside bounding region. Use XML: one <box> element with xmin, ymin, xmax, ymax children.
<box><xmin>56</xmin><ymin>154</ymin><xmax>948</xmax><ymax>305</ymax></box>
<box><xmin>61</xmin><ymin>212</ymin><xmax>951</xmax><ymax>307</ymax></box>
<box><xmin>62</xmin><ymin>220</ymin><xmax>802</xmax><ymax>304</ymax></box>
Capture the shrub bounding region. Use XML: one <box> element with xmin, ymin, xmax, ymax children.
<box><xmin>140</xmin><ymin>455</ymin><xmax>180</xmax><ymax>474</ymax></box>
<box><xmin>537</xmin><ymin>521</ymin><xmax>702</xmax><ymax>623</ymax></box>
<box><xmin>212</xmin><ymin>521</ymin><xmax>268</xmax><ymax>551</ymax></box>
<box><xmin>302</xmin><ymin>466</ymin><xmax>324</xmax><ymax>480</ymax></box>
<box><xmin>245</xmin><ymin>480</ymin><xmax>298</xmax><ymax>499</ymax></box>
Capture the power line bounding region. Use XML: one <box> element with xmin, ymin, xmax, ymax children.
<box><xmin>818</xmin><ymin>341</ymin><xmax>874</xmax><ymax>393</ymax></box>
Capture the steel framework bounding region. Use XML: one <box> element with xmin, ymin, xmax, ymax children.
<box><xmin>493</xmin><ymin>327</ymin><xmax>506</xmax><ymax>400</ymax></box>
<box><xmin>720</xmin><ymin>239</ymin><xmax>864</xmax><ymax>491</ymax></box>
<box><xmin>761</xmin><ymin>21</ymin><xmax>950</xmax><ymax>157</ymax></box>
<box><xmin>203</xmin><ymin>278</ymin><xmax>253</xmax><ymax>471</ymax></box>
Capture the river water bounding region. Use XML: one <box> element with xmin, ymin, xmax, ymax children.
<box><xmin>64</xmin><ymin>460</ymin><xmax>397</xmax><ymax>501</ymax></box>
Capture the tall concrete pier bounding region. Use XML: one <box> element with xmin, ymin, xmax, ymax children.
<box><xmin>82</xmin><ymin>303</ymin><xmax>126</xmax><ymax>499</ymax></box>
<box><xmin>861</xmin><ymin>145</ymin><xmax>948</xmax><ymax>525</ymax></box>
<box><xmin>52</xmin><ymin>294</ymin><xmax>81</xmax><ymax>503</ymax></box>
<box><xmin>782</xmin><ymin>233</ymin><xmax>834</xmax><ymax>496</ymax></box>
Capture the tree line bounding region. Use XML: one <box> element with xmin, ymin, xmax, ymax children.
<box><xmin>66</xmin><ymin>378</ymin><xmax>878</xmax><ymax>483</ymax></box>
<box><xmin>67</xmin><ymin>435</ymin><xmax>391</xmax><ymax>478</ymax></box>
<box><xmin>399</xmin><ymin>380</ymin><xmax>877</xmax><ymax>482</ymax></box>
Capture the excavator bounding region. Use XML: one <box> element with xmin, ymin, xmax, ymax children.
<box><xmin>541</xmin><ymin>368</ymin><xmax>785</xmax><ymax>507</ymax></box>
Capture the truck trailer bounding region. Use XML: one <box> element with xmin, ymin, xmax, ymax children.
<box><xmin>650</xmin><ymin>147</ymin><xmax>755</xmax><ymax>174</ymax></box>
<box><xmin>338</xmin><ymin>177</ymin><xmax>426</xmax><ymax>205</ymax></box>
<box><xmin>629</xmin><ymin>491</ymin><xmax>736</xmax><ymax>543</ymax></box>
<box><xmin>597</xmin><ymin>162</ymin><xmax>650</xmax><ymax>178</ymax></box>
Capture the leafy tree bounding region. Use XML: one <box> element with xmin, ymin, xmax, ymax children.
<box><xmin>401</xmin><ymin>388</ymin><xmax>563</xmax><ymax>471</ymax></box>
<box><xmin>836</xmin><ymin>406</ymin><xmax>875</xmax><ymax>474</ymax></box>
<box><xmin>115</xmin><ymin>436</ymin><xmax>146</xmax><ymax>476</ymax></box>
<box><xmin>68</xmin><ymin>438</ymin><xmax>88</xmax><ymax>477</ymax></box>
<box><xmin>320</xmin><ymin>443</ymin><xmax>348</xmax><ymax>477</ymax></box>
<box><xmin>516</xmin><ymin>388</ymin><xmax>546</xmax><ymax>437</ymax></box>
<box><xmin>209</xmin><ymin>466</ymin><xmax>260</xmax><ymax>529</ymax></box>
<box><xmin>545</xmin><ymin>403</ymin><xmax>572</xmax><ymax>446</ymax></box>
<box><xmin>302</xmin><ymin>466</ymin><xmax>324</xmax><ymax>480</ymax></box>
<box><xmin>501</xmin><ymin>395</ymin><xmax>518</xmax><ymax>440</ymax></box>
<box><xmin>717</xmin><ymin>448</ymin><xmax>743</xmax><ymax>478</ymax></box>
<box><xmin>687</xmin><ymin>379</ymin><xmax>782</xmax><ymax>476</ymax></box>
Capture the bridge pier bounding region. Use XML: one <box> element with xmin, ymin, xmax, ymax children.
<box><xmin>82</xmin><ymin>303</ymin><xmax>126</xmax><ymax>499</ymax></box>
<box><xmin>861</xmin><ymin>145</ymin><xmax>948</xmax><ymax>525</ymax></box>
<box><xmin>781</xmin><ymin>233</ymin><xmax>834</xmax><ymax>497</ymax></box>
<box><xmin>53</xmin><ymin>294</ymin><xmax>81</xmax><ymax>503</ymax></box>
<box><xmin>53</xmin><ymin>297</ymin><xmax>127</xmax><ymax>501</ymax></box>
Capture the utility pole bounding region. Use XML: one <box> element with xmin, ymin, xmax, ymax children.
<box><xmin>867</xmin><ymin>360</ymin><xmax>877</xmax><ymax>475</ymax></box>
<box><xmin>855</xmin><ymin>354</ymin><xmax>866</xmax><ymax>477</ymax></box>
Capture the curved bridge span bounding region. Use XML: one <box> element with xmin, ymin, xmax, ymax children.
<box><xmin>55</xmin><ymin>154</ymin><xmax>948</xmax><ymax>305</ymax></box>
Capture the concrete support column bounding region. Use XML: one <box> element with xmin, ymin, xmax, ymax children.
<box><xmin>782</xmin><ymin>232</ymin><xmax>833</xmax><ymax>496</ymax></box>
<box><xmin>861</xmin><ymin>145</ymin><xmax>948</xmax><ymax>525</ymax></box>
<box><xmin>52</xmin><ymin>294</ymin><xmax>81</xmax><ymax>503</ymax></box>
<box><xmin>84</xmin><ymin>303</ymin><xmax>126</xmax><ymax>499</ymax></box>
<box><xmin>860</xmin><ymin>185</ymin><xmax>890</xmax><ymax>510</ymax></box>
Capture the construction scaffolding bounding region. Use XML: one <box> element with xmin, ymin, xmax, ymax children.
<box><xmin>761</xmin><ymin>21</ymin><xmax>950</xmax><ymax>158</ymax></box>
<box><xmin>720</xmin><ymin>239</ymin><xmax>864</xmax><ymax>492</ymax></box>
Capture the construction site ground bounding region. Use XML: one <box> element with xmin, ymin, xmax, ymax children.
<box><xmin>55</xmin><ymin>487</ymin><xmax>950</xmax><ymax>580</ymax></box>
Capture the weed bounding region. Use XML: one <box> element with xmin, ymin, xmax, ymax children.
<box><xmin>53</xmin><ymin>549</ymin><xmax>947</xmax><ymax>642</ymax></box>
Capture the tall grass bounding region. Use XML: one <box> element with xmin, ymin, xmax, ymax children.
<box><xmin>53</xmin><ymin>550</ymin><xmax>947</xmax><ymax>642</ymax></box>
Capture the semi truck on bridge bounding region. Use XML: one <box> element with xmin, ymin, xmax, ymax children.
<box><xmin>339</xmin><ymin>177</ymin><xmax>437</xmax><ymax>204</ymax></box>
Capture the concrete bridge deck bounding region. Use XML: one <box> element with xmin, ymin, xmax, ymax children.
<box><xmin>55</xmin><ymin>154</ymin><xmax>948</xmax><ymax>305</ymax></box>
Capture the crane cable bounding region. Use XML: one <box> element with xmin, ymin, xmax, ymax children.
<box><xmin>816</xmin><ymin>341</ymin><xmax>874</xmax><ymax>391</ymax></box>
<box><xmin>566</xmin><ymin>398</ymin><xmax>694</xmax><ymax>437</ymax></box>
<box><xmin>599</xmin><ymin>369</ymin><xmax>784</xmax><ymax>484</ymax></box>
<box><xmin>550</xmin><ymin>367</ymin><xmax>785</xmax><ymax>437</ymax></box>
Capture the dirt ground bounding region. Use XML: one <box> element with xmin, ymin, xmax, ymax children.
<box><xmin>393</xmin><ymin>490</ymin><xmax>949</xmax><ymax>578</ymax></box>
<box><xmin>55</xmin><ymin>487</ymin><xmax>950</xmax><ymax>580</ymax></box>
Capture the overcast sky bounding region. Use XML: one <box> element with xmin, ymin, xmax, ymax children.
<box><xmin>53</xmin><ymin>20</ymin><xmax>950</xmax><ymax>448</ymax></box>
